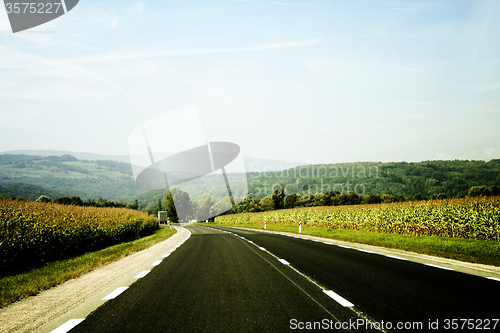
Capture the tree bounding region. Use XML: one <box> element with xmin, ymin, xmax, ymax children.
<box><xmin>364</xmin><ymin>194</ymin><xmax>382</xmax><ymax>204</ymax></box>
<box><xmin>36</xmin><ymin>195</ymin><xmax>52</xmax><ymax>203</ymax></box>
<box><xmin>70</xmin><ymin>196</ymin><xmax>83</xmax><ymax>206</ymax></box>
<box><xmin>259</xmin><ymin>196</ymin><xmax>274</xmax><ymax>211</ymax></box>
<box><xmin>163</xmin><ymin>191</ymin><xmax>178</xmax><ymax>223</ymax></box>
<box><xmin>54</xmin><ymin>196</ymin><xmax>72</xmax><ymax>205</ymax></box>
<box><xmin>468</xmin><ymin>186</ymin><xmax>490</xmax><ymax>197</ymax></box>
<box><xmin>284</xmin><ymin>193</ymin><xmax>299</xmax><ymax>209</ymax></box>
<box><xmin>164</xmin><ymin>188</ymin><xmax>192</xmax><ymax>223</ymax></box>
<box><xmin>312</xmin><ymin>193</ymin><xmax>329</xmax><ymax>206</ymax></box>
<box><xmin>271</xmin><ymin>188</ymin><xmax>285</xmax><ymax>210</ymax></box>
<box><xmin>491</xmin><ymin>185</ymin><xmax>500</xmax><ymax>196</ymax></box>
<box><xmin>209</xmin><ymin>199</ymin><xmax>232</xmax><ymax>217</ymax></box>
<box><xmin>196</xmin><ymin>195</ymin><xmax>217</xmax><ymax>220</ymax></box>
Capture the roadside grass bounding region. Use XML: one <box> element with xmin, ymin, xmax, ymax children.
<box><xmin>0</xmin><ymin>225</ymin><xmax>176</xmax><ymax>308</ymax></box>
<box><xmin>203</xmin><ymin>223</ymin><xmax>500</xmax><ymax>267</ymax></box>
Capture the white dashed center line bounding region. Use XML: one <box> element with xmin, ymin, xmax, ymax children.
<box><xmin>323</xmin><ymin>290</ymin><xmax>355</xmax><ymax>307</ymax></box>
<box><xmin>152</xmin><ymin>260</ymin><xmax>162</xmax><ymax>266</ymax></box>
<box><xmin>50</xmin><ymin>319</ymin><xmax>85</xmax><ymax>333</ymax></box>
<box><xmin>134</xmin><ymin>270</ymin><xmax>150</xmax><ymax>278</ymax></box>
<box><xmin>278</xmin><ymin>259</ymin><xmax>290</xmax><ymax>265</ymax></box>
<box><xmin>102</xmin><ymin>287</ymin><xmax>128</xmax><ymax>300</ymax></box>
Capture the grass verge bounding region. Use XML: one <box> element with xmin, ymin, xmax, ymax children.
<box><xmin>0</xmin><ymin>225</ymin><xmax>176</xmax><ymax>308</ymax></box>
<box><xmin>204</xmin><ymin>223</ymin><xmax>500</xmax><ymax>267</ymax></box>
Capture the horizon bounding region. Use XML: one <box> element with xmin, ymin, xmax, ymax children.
<box><xmin>2</xmin><ymin>148</ymin><xmax>500</xmax><ymax>166</ymax></box>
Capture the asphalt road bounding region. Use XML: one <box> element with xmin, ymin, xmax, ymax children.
<box><xmin>64</xmin><ymin>225</ymin><xmax>500</xmax><ymax>332</ymax></box>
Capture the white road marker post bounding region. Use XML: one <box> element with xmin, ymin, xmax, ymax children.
<box><xmin>299</xmin><ymin>221</ymin><xmax>302</xmax><ymax>234</ymax></box>
<box><xmin>264</xmin><ymin>221</ymin><xmax>266</xmax><ymax>230</ymax></box>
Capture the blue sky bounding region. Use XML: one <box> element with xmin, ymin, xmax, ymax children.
<box><xmin>0</xmin><ymin>0</ymin><xmax>499</xmax><ymax>165</ymax></box>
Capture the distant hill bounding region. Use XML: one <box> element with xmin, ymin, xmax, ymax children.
<box><xmin>1</xmin><ymin>151</ymin><xmax>498</xmax><ymax>212</ymax></box>
<box><xmin>0</xmin><ymin>150</ymin><xmax>305</xmax><ymax>173</ymax></box>
<box><xmin>0</xmin><ymin>154</ymin><xmax>145</xmax><ymax>202</ymax></box>
<box><xmin>1</xmin><ymin>150</ymin><xmax>132</xmax><ymax>163</ymax></box>
<box><xmin>246</xmin><ymin>159</ymin><xmax>500</xmax><ymax>199</ymax></box>
<box><xmin>0</xmin><ymin>183</ymin><xmax>65</xmax><ymax>201</ymax></box>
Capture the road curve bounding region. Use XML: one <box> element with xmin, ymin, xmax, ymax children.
<box><xmin>49</xmin><ymin>225</ymin><xmax>500</xmax><ymax>332</ymax></box>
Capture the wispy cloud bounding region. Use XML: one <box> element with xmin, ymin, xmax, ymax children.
<box><xmin>468</xmin><ymin>7</ymin><xmax>493</xmax><ymax>75</ymax></box>
<box><xmin>387</xmin><ymin>2</ymin><xmax>437</xmax><ymax>12</ymax></box>
<box><xmin>376</xmin><ymin>63</ymin><xmax>428</xmax><ymax>75</ymax></box>
<box><xmin>0</xmin><ymin>45</ymin><xmax>121</xmax><ymax>99</ymax></box>
<box><xmin>229</xmin><ymin>0</ymin><xmax>329</xmax><ymax>7</ymax></box>
<box><xmin>72</xmin><ymin>39</ymin><xmax>323</xmax><ymax>63</ymax></box>
<box><xmin>478</xmin><ymin>83</ymin><xmax>500</xmax><ymax>91</ymax></box>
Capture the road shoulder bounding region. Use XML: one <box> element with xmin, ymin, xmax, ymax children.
<box><xmin>0</xmin><ymin>226</ymin><xmax>189</xmax><ymax>333</ymax></box>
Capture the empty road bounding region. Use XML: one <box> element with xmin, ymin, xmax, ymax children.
<box><xmin>59</xmin><ymin>225</ymin><xmax>500</xmax><ymax>332</ymax></box>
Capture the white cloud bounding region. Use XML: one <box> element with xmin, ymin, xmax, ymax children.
<box><xmin>126</xmin><ymin>2</ymin><xmax>145</xmax><ymax>14</ymax></box>
<box><xmin>478</xmin><ymin>83</ymin><xmax>500</xmax><ymax>91</ymax></box>
<box><xmin>71</xmin><ymin>39</ymin><xmax>323</xmax><ymax>63</ymax></box>
<box><xmin>435</xmin><ymin>147</ymin><xmax>500</xmax><ymax>161</ymax></box>
<box><xmin>0</xmin><ymin>45</ymin><xmax>122</xmax><ymax>99</ymax></box>
<box><xmin>229</xmin><ymin>0</ymin><xmax>330</xmax><ymax>7</ymax></box>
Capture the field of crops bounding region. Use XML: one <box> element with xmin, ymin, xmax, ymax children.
<box><xmin>0</xmin><ymin>199</ymin><xmax>158</xmax><ymax>276</ymax></box>
<box><xmin>216</xmin><ymin>197</ymin><xmax>500</xmax><ymax>241</ymax></box>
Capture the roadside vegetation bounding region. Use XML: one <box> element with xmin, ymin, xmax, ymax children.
<box><xmin>0</xmin><ymin>225</ymin><xmax>175</xmax><ymax>308</ymax></box>
<box><xmin>0</xmin><ymin>199</ymin><xmax>160</xmax><ymax>277</ymax></box>
<box><xmin>212</xmin><ymin>196</ymin><xmax>500</xmax><ymax>266</ymax></box>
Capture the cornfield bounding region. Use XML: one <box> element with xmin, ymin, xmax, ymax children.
<box><xmin>0</xmin><ymin>199</ymin><xmax>158</xmax><ymax>276</ymax></box>
<box><xmin>216</xmin><ymin>197</ymin><xmax>500</xmax><ymax>241</ymax></box>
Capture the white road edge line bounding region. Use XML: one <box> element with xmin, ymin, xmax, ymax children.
<box><xmin>102</xmin><ymin>287</ymin><xmax>128</xmax><ymax>300</ymax></box>
<box><xmin>357</xmin><ymin>249</ymin><xmax>374</xmax><ymax>254</ymax></box>
<box><xmin>162</xmin><ymin>253</ymin><xmax>170</xmax><ymax>258</ymax></box>
<box><xmin>50</xmin><ymin>319</ymin><xmax>85</xmax><ymax>333</ymax></box>
<box><xmin>134</xmin><ymin>270</ymin><xmax>151</xmax><ymax>278</ymax></box>
<box><xmin>278</xmin><ymin>259</ymin><xmax>290</xmax><ymax>265</ymax></box>
<box><xmin>425</xmin><ymin>264</ymin><xmax>454</xmax><ymax>271</ymax></box>
<box><xmin>323</xmin><ymin>290</ymin><xmax>355</xmax><ymax>307</ymax></box>
<box><xmin>487</xmin><ymin>277</ymin><xmax>500</xmax><ymax>282</ymax></box>
<box><xmin>259</xmin><ymin>247</ymin><xmax>266</xmax><ymax>251</ymax></box>
<box><xmin>386</xmin><ymin>255</ymin><xmax>407</xmax><ymax>261</ymax></box>
<box><xmin>152</xmin><ymin>260</ymin><xmax>162</xmax><ymax>266</ymax></box>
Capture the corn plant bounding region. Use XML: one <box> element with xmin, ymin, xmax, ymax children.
<box><xmin>216</xmin><ymin>197</ymin><xmax>500</xmax><ymax>241</ymax></box>
<box><xmin>0</xmin><ymin>199</ymin><xmax>158</xmax><ymax>276</ymax></box>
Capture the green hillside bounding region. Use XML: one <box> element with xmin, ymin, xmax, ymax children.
<box><xmin>246</xmin><ymin>159</ymin><xmax>500</xmax><ymax>199</ymax></box>
<box><xmin>0</xmin><ymin>154</ymin><xmax>146</xmax><ymax>202</ymax></box>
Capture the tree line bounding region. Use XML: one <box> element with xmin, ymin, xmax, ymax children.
<box><xmin>156</xmin><ymin>184</ymin><xmax>500</xmax><ymax>223</ymax></box>
<box><xmin>0</xmin><ymin>194</ymin><xmax>140</xmax><ymax>210</ymax></box>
